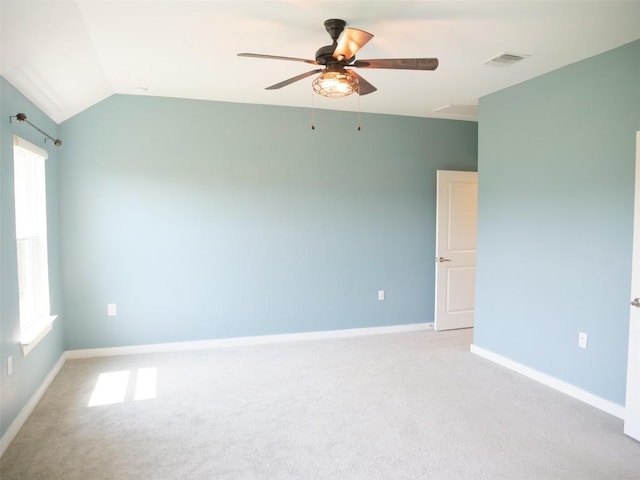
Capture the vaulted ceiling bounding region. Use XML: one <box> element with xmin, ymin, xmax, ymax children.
<box><xmin>2</xmin><ymin>1</ymin><xmax>639</xmax><ymax>124</ymax></box>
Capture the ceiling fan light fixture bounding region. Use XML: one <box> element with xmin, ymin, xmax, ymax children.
<box><xmin>312</xmin><ymin>69</ymin><xmax>359</xmax><ymax>98</ymax></box>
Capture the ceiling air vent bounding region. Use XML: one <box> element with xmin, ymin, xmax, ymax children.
<box><xmin>433</xmin><ymin>104</ymin><xmax>478</xmax><ymax>117</ymax></box>
<box><xmin>483</xmin><ymin>52</ymin><xmax>530</xmax><ymax>67</ymax></box>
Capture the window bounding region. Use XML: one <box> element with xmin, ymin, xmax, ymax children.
<box><xmin>13</xmin><ymin>135</ymin><xmax>56</xmax><ymax>355</ymax></box>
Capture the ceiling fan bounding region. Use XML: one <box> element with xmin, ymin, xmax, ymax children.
<box><xmin>238</xmin><ymin>19</ymin><xmax>439</xmax><ymax>98</ymax></box>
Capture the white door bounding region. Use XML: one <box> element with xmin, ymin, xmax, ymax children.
<box><xmin>625</xmin><ymin>131</ymin><xmax>640</xmax><ymax>441</ymax></box>
<box><xmin>434</xmin><ymin>170</ymin><xmax>478</xmax><ymax>331</ymax></box>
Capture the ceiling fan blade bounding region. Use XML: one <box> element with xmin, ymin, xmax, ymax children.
<box><xmin>333</xmin><ymin>28</ymin><xmax>374</xmax><ymax>61</ymax></box>
<box><xmin>238</xmin><ymin>53</ymin><xmax>319</xmax><ymax>65</ymax></box>
<box><xmin>353</xmin><ymin>58</ymin><xmax>439</xmax><ymax>71</ymax></box>
<box><xmin>265</xmin><ymin>69</ymin><xmax>323</xmax><ymax>90</ymax></box>
<box><xmin>347</xmin><ymin>70</ymin><xmax>377</xmax><ymax>96</ymax></box>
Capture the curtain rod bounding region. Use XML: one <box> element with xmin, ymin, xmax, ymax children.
<box><xmin>10</xmin><ymin>112</ymin><xmax>62</xmax><ymax>147</ymax></box>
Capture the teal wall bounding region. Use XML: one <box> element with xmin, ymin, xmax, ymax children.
<box><xmin>0</xmin><ymin>79</ymin><xmax>476</xmax><ymax>440</ymax></box>
<box><xmin>0</xmin><ymin>78</ymin><xmax>65</xmax><ymax>438</ymax></box>
<box><xmin>58</xmin><ymin>95</ymin><xmax>477</xmax><ymax>349</ymax></box>
<box><xmin>474</xmin><ymin>40</ymin><xmax>640</xmax><ymax>405</ymax></box>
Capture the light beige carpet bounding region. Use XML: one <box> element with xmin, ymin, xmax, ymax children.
<box><xmin>1</xmin><ymin>328</ymin><xmax>639</xmax><ymax>479</ymax></box>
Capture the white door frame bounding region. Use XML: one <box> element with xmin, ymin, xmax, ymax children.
<box><xmin>625</xmin><ymin>131</ymin><xmax>640</xmax><ymax>440</ymax></box>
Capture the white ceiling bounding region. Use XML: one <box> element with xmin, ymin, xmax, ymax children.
<box><xmin>2</xmin><ymin>1</ymin><xmax>639</xmax><ymax>124</ymax></box>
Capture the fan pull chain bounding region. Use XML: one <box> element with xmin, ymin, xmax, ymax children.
<box><xmin>356</xmin><ymin>85</ymin><xmax>362</xmax><ymax>131</ymax></box>
<box><xmin>311</xmin><ymin>92</ymin><xmax>316</xmax><ymax>130</ymax></box>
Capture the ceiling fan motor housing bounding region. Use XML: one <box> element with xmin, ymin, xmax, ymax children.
<box><xmin>315</xmin><ymin>44</ymin><xmax>340</xmax><ymax>65</ymax></box>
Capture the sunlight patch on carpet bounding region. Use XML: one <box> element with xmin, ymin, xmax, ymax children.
<box><xmin>134</xmin><ymin>367</ymin><xmax>157</xmax><ymax>401</ymax></box>
<box><xmin>88</xmin><ymin>367</ymin><xmax>157</xmax><ymax>406</ymax></box>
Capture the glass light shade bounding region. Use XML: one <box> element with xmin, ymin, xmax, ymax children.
<box><xmin>312</xmin><ymin>70</ymin><xmax>359</xmax><ymax>98</ymax></box>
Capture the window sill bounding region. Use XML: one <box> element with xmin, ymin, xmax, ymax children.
<box><xmin>20</xmin><ymin>315</ymin><xmax>58</xmax><ymax>356</ymax></box>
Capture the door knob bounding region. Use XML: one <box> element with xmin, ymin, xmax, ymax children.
<box><xmin>437</xmin><ymin>257</ymin><xmax>452</xmax><ymax>263</ymax></box>
<box><xmin>631</xmin><ymin>298</ymin><xmax>640</xmax><ymax>308</ymax></box>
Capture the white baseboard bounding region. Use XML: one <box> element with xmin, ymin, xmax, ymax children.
<box><xmin>470</xmin><ymin>344</ymin><xmax>625</xmax><ymax>419</ymax></box>
<box><xmin>0</xmin><ymin>353</ymin><xmax>66</xmax><ymax>457</ymax></box>
<box><xmin>66</xmin><ymin>322</ymin><xmax>432</xmax><ymax>359</ymax></box>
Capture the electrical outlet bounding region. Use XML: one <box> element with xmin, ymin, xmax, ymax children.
<box><xmin>7</xmin><ymin>356</ymin><xmax>13</xmax><ymax>376</ymax></box>
<box><xmin>578</xmin><ymin>332</ymin><xmax>588</xmax><ymax>349</ymax></box>
<box><xmin>378</xmin><ymin>290</ymin><xmax>385</xmax><ymax>301</ymax></box>
<box><xmin>107</xmin><ymin>304</ymin><xmax>117</xmax><ymax>316</ymax></box>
